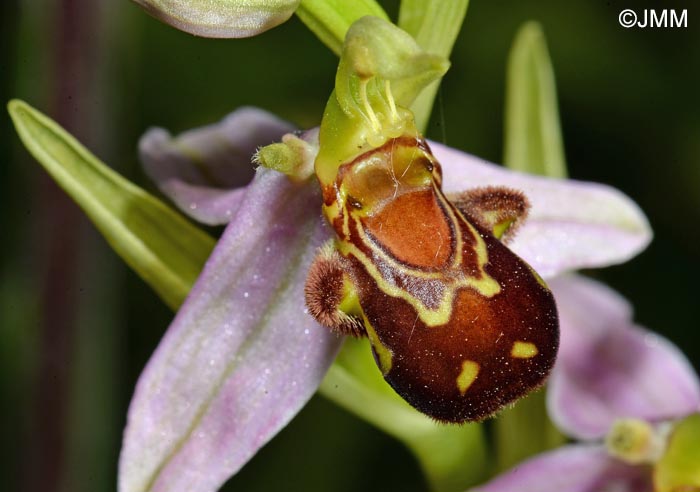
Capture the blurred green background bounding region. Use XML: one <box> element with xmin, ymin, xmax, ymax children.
<box><xmin>1</xmin><ymin>0</ymin><xmax>698</xmax><ymax>491</ymax></box>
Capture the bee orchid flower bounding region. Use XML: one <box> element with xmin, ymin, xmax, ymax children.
<box><xmin>118</xmin><ymin>104</ymin><xmax>653</xmax><ymax>492</ymax></box>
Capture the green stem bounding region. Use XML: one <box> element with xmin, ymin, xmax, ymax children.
<box><xmin>493</xmin><ymin>390</ymin><xmax>565</xmax><ymax>472</ymax></box>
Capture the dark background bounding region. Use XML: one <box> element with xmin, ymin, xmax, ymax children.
<box><xmin>1</xmin><ymin>0</ymin><xmax>698</xmax><ymax>491</ymax></box>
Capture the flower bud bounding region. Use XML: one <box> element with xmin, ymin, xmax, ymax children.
<box><xmin>133</xmin><ymin>0</ymin><xmax>301</xmax><ymax>38</ymax></box>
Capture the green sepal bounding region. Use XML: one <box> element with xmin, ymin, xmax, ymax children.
<box><xmin>654</xmin><ymin>414</ymin><xmax>700</xmax><ymax>492</ymax></box>
<box><xmin>319</xmin><ymin>338</ymin><xmax>487</xmax><ymax>492</ymax></box>
<box><xmin>296</xmin><ymin>0</ymin><xmax>389</xmax><ymax>56</ymax></box>
<box><xmin>315</xmin><ymin>16</ymin><xmax>449</xmax><ymax>186</ymax></box>
<box><xmin>7</xmin><ymin>99</ymin><xmax>215</xmax><ymax>310</ymax></box>
<box><xmin>503</xmin><ymin>22</ymin><xmax>567</xmax><ymax>178</ymax></box>
<box><xmin>398</xmin><ymin>0</ymin><xmax>470</xmax><ymax>132</ymax></box>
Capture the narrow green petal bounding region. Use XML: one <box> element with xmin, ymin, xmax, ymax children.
<box><xmin>398</xmin><ymin>0</ymin><xmax>470</xmax><ymax>132</ymax></box>
<box><xmin>296</xmin><ymin>0</ymin><xmax>389</xmax><ymax>55</ymax></box>
<box><xmin>320</xmin><ymin>339</ymin><xmax>487</xmax><ymax>492</ymax></box>
<box><xmin>503</xmin><ymin>22</ymin><xmax>567</xmax><ymax>178</ymax></box>
<box><xmin>495</xmin><ymin>22</ymin><xmax>567</xmax><ymax>469</ymax></box>
<box><xmin>8</xmin><ymin>99</ymin><xmax>215</xmax><ymax>310</ymax></box>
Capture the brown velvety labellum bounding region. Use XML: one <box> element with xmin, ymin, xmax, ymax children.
<box><xmin>312</xmin><ymin>136</ymin><xmax>559</xmax><ymax>423</ymax></box>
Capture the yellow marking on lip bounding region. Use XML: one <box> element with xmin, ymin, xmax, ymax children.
<box><xmin>362</xmin><ymin>313</ymin><xmax>393</xmax><ymax>374</ymax></box>
<box><xmin>338</xmin><ymin>207</ymin><xmax>501</xmax><ymax>327</ymax></box>
<box><xmin>511</xmin><ymin>341</ymin><xmax>538</xmax><ymax>359</ymax></box>
<box><xmin>439</xmin><ymin>183</ymin><xmax>490</xmax><ymax>269</ymax></box>
<box><xmin>524</xmin><ymin>262</ymin><xmax>548</xmax><ymax>289</ymax></box>
<box><xmin>457</xmin><ymin>360</ymin><xmax>480</xmax><ymax>394</ymax></box>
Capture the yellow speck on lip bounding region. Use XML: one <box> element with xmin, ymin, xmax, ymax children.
<box><xmin>525</xmin><ymin>263</ymin><xmax>548</xmax><ymax>289</ymax></box>
<box><xmin>511</xmin><ymin>341</ymin><xmax>538</xmax><ymax>359</ymax></box>
<box><xmin>457</xmin><ymin>360</ymin><xmax>480</xmax><ymax>394</ymax></box>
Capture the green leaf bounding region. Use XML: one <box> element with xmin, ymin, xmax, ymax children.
<box><xmin>319</xmin><ymin>339</ymin><xmax>487</xmax><ymax>492</ymax></box>
<box><xmin>503</xmin><ymin>22</ymin><xmax>567</xmax><ymax>177</ymax></box>
<box><xmin>7</xmin><ymin>99</ymin><xmax>215</xmax><ymax>310</ymax></box>
<box><xmin>398</xmin><ymin>0</ymin><xmax>470</xmax><ymax>133</ymax></box>
<box><xmin>296</xmin><ymin>0</ymin><xmax>389</xmax><ymax>56</ymax></box>
<box><xmin>493</xmin><ymin>390</ymin><xmax>565</xmax><ymax>472</ymax></box>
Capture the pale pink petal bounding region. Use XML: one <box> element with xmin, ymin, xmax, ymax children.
<box><xmin>140</xmin><ymin>107</ymin><xmax>294</xmax><ymax>225</ymax></box>
<box><xmin>474</xmin><ymin>445</ymin><xmax>652</xmax><ymax>492</ymax></box>
<box><xmin>431</xmin><ymin>141</ymin><xmax>652</xmax><ymax>278</ymax></box>
<box><xmin>118</xmin><ymin>168</ymin><xmax>339</xmax><ymax>492</ymax></box>
<box><xmin>547</xmin><ymin>275</ymin><xmax>700</xmax><ymax>440</ymax></box>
